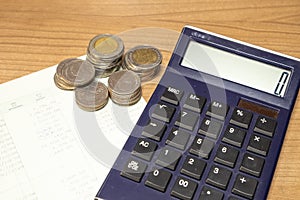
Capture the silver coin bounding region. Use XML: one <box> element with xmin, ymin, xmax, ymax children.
<box><xmin>75</xmin><ymin>81</ymin><xmax>109</xmax><ymax>111</ymax></box>
<box><xmin>57</xmin><ymin>58</ymin><xmax>96</xmax><ymax>87</ymax></box>
<box><xmin>108</xmin><ymin>70</ymin><xmax>141</xmax><ymax>95</ymax></box>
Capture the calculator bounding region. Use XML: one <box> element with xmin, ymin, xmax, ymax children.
<box><xmin>95</xmin><ymin>26</ymin><xmax>300</xmax><ymax>200</ymax></box>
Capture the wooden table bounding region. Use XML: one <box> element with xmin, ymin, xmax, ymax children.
<box><xmin>0</xmin><ymin>0</ymin><xmax>299</xmax><ymax>199</ymax></box>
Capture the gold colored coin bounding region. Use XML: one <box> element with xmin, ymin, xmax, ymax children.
<box><xmin>132</xmin><ymin>48</ymin><xmax>158</xmax><ymax>65</ymax></box>
<box><xmin>94</xmin><ymin>36</ymin><xmax>119</xmax><ymax>54</ymax></box>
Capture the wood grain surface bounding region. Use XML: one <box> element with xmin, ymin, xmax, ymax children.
<box><xmin>0</xmin><ymin>0</ymin><xmax>299</xmax><ymax>199</ymax></box>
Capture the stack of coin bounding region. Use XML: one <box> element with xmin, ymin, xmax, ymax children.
<box><xmin>87</xmin><ymin>34</ymin><xmax>124</xmax><ymax>78</ymax></box>
<box><xmin>123</xmin><ymin>45</ymin><xmax>162</xmax><ymax>82</ymax></box>
<box><xmin>108</xmin><ymin>70</ymin><xmax>142</xmax><ymax>106</ymax></box>
<box><xmin>54</xmin><ymin>58</ymin><xmax>96</xmax><ymax>90</ymax></box>
<box><xmin>75</xmin><ymin>81</ymin><xmax>109</xmax><ymax>112</ymax></box>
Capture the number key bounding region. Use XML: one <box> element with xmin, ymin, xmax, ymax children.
<box><xmin>180</xmin><ymin>155</ymin><xmax>206</xmax><ymax>180</ymax></box>
<box><xmin>206</xmin><ymin>165</ymin><xmax>232</xmax><ymax>190</ymax></box>
<box><xmin>145</xmin><ymin>167</ymin><xmax>172</xmax><ymax>192</ymax></box>
<box><xmin>214</xmin><ymin>144</ymin><xmax>239</xmax><ymax>168</ymax></box>
<box><xmin>166</xmin><ymin>128</ymin><xmax>190</xmax><ymax>150</ymax></box>
<box><xmin>155</xmin><ymin>146</ymin><xmax>181</xmax><ymax>170</ymax></box>
<box><xmin>222</xmin><ymin>125</ymin><xmax>246</xmax><ymax>148</ymax></box>
<box><xmin>175</xmin><ymin>110</ymin><xmax>199</xmax><ymax>131</ymax></box>
<box><xmin>189</xmin><ymin>136</ymin><xmax>215</xmax><ymax>159</ymax></box>
<box><xmin>199</xmin><ymin>117</ymin><xmax>222</xmax><ymax>139</ymax></box>
<box><xmin>171</xmin><ymin>176</ymin><xmax>198</xmax><ymax>200</ymax></box>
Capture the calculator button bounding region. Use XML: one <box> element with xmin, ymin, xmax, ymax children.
<box><xmin>230</xmin><ymin>108</ymin><xmax>253</xmax><ymax>129</ymax></box>
<box><xmin>160</xmin><ymin>86</ymin><xmax>183</xmax><ymax>105</ymax></box>
<box><xmin>171</xmin><ymin>176</ymin><xmax>198</xmax><ymax>200</ymax></box>
<box><xmin>199</xmin><ymin>186</ymin><xmax>224</xmax><ymax>200</ymax></box>
<box><xmin>120</xmin><ymin>157</ymin><xmax>147</xmax><ymax>182</ymax></box>
<box><xmin>214</xmin><ymin>144</ymin><xmax>239</xmax><ymax>168</ymax></box>
<box><xmin>206</xmin><ymin>165</ymin><xmax>232</xmax><ymax>190</ymax></box>
<box><xmin>247</xmin><ymin>134</ymin><xmax>271</xmax><ymax>156</ymax></box>
<box><xmin>145</xmin><ymin>167</ymin><xmax>172</xmax><ymax>192</ymax></box>
<box><xmin>232</xmin><ymin>174</ymin><xmax>258</xmax><ymax>199</ymax></box>
<box><xmin>155</xmin><ymin>146</ymin><xmax>181</xmax><ymax>170</ymax></box>
<box><xmin>206</xmin><ymin>101</ymin><xmax>229</xmax><ymax>120</ymax></box>
<box><xmin>175</xmin><ymin>110</ymin><xmax>199</xmax><ymax>131</ymax></box>
<box><xmin>199</xmin><ymin>117</ymin><xmax>222</xmax><ymax>139</ymax></box>
<box><xmin>222</xmin><ymin>125</ymin><xmax>246</xmax><ymax>148</ymax></box>
<box><xmin>142</xmin><ymin>119</ymin><xmax>166</xmax><ymax>141</ymax></box>
<box><xmin>240</xmin><ymin>153</ymin><xmax>265</xmax><ymax>177</ymax></box>
<box><xmin>183</xmin><ymin>93</ymin><xmax>206</xmax><ymax>113</ymax></box>
<box><xmin>189</xmin><ymin>136</ymin><xmax>215</xmax><ymax>159</ymax></box>
<box><xmin>254</xmin><ymin>115</ymin><xmax>277</xmax><ymax>137</ymax></box>
<box><xmin>180</xmin><ymin>155</ymin><xmax>206</xmax><ymax>180</ymax></box>
<box><xmin>151</xmin><ymin>102</ymin><xmax>175</xmax><ymax>123</ymax></box>
<box><xmin>166</xmin><ymin>128</ymin><xmax>190</xmax><ymax>150</ymax></box>
<box><xmin>132</xmin><ymin>138</ymin><xmax>157</xmax><ymax>161</ymax></box>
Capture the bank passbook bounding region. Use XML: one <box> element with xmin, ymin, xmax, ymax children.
<box><xmin>95</xmin><ymin>26</ymin><xmax>300</xmax><ymax>200</ymax></box>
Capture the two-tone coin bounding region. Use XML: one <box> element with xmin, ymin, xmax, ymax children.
<box><xmin>123</xmin><ymin>45</ymin><xmax>162</xmax><ymax>82</ymax></box>
<box><xmin>108</xmin><ymin>70</ymin><xmax>142</xmax><ymax>106</ymax></box>
<box><xmin>87</xmin><ymin>34</ymin><xmax>124</xmax><ymax>78</ymax></box>
<box><xmin>75</xmin><ymin>81</ymin><xmax>109</xmax><ymax>112</ymax></box>
<box><xmin>54</xmin><ymin>58</ymin><xmax>95</xmax><ymax>90</ymax></box>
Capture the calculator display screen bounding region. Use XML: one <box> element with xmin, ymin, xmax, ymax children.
<box><xmin>181</xmin><ymin>40</ymin><xmax>291</xmax><ymax>97</ymax></box>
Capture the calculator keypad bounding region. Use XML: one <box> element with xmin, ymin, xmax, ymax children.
<box><xmin>120</xmin><ymin>86</ymin><xmax>278</xmax><ymax>200</ymax></box>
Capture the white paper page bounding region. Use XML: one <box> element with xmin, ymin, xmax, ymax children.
<box><xmin>0</xmin><ymin>65</ymin><xmax>146</xmax><ymax>200</ymax></box>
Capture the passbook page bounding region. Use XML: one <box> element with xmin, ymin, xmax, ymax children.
<box><xmin>0</xmin><ymin>65</ymin><xmax>146</xmax><ymax>200</ymax></box>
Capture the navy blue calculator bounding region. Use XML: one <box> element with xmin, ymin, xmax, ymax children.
<box><xmin>95</xmin><ymin>26</ymin><xmax>300</xmax><ymax>200</ymax></box>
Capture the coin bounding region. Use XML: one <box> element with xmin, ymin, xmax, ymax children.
<box><xmin>122</xmin><ymin>45</ymin><xmax>162</xmax><ymax>81</ymax></box>
<box><xmin>75</xmin><ymin>81</ymin><xmax>109</xmax><ymax>112</ymax></box>
<box><xmin>54</xmin><ymin>58</ymin><xmax>95</xmax><ymax>90</ymax></box>
<box><xmin>131</xmin><ymin>48</ymin><xmax>160</xmax><ymax>65</ymax></box>
<box><xmin>108</xmin><ymin>70</ymin><xmax>140</xmax><ymax>95</ymax></box>
<box><xmin>53</xmin><ymin>73</ymin><xmax>75</xmax><ymax>90</ymax></box>
<box><xmin>61</xmin><ymin>59</ymin><xmax>95</xmax><ymax>87</ymax></box>
<box><xmin>108</xmin><ymin>70</ymin><xmax>141</xmax><ymax>106</ymax></box>
<box><xmin>87</xmin><ymin>34</ymin><xmax>124</xmax><ymax>77</ymax></box>
<box><xmin>94</xmin><ymin>36</ymin><xmax>119</xmax><ymax>55</ymax></box>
